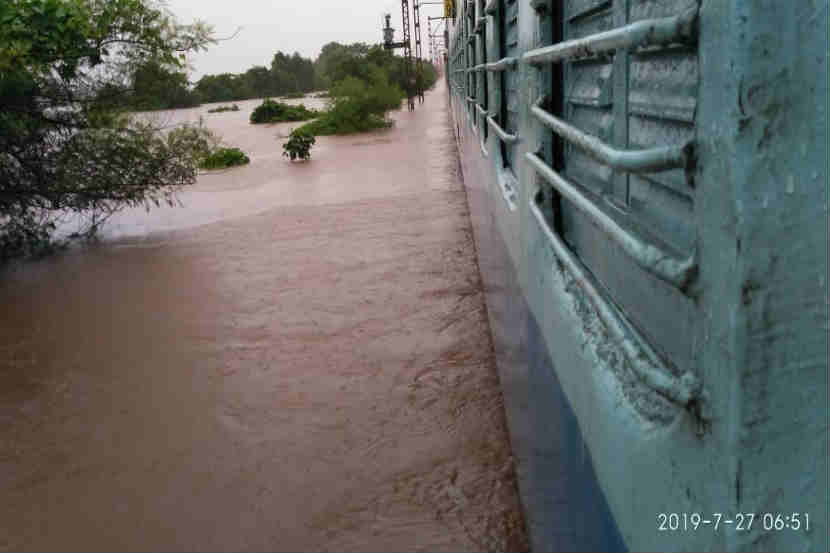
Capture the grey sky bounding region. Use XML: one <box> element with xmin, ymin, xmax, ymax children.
<box><xmin>168</xmin><ymin>1</ymin><xmax>448</xmax><ymax>80</ymax></box>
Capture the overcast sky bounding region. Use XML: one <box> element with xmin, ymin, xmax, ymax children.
<box><xmin>167</xmin><ymin>0</ymin><xmax>448</xmax><ymax>80</ymax></box>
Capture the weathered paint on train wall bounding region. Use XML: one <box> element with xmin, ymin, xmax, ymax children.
<box><xmin>447</xmin><ymin>0</ymin><xmax>829</xmax><ymax>551</ymax></box>
<box><xmin>453</xmin><ymin>96</ymin><xmax>627</xmax><ymax>551</ymax></box>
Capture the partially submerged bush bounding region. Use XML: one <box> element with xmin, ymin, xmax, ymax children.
<box><xmin>282</xmin><ymin>130</ymin><xmax>315</xmax><ymax>161</ymax></box>
<box><xmin>297</xmin><ymin>109</ymin><xmax>392</xmax><ymax>136</ymax></box>
<box><xmin>165</xmin><ymin>121</ymin><xmax>248</xmax><ymax>171</ymax></box>
<box><xmin>207</xmin><ymin>104</ymin><xmax>240</xmax><ymax>113</ymax></box>
<box><xmin>295</xmin><ymin>71</ymin><xmax>402</xmax><ymax>136</ymax></box>
<box><xmin>200</xmin><ymin>147</ymin><xmax>250</xmax><ymax>170</ymax></box>
<box><xmin>250</xmin><ymin>99</ymin><xmax>318</xmax><ymax>124</ymax></box>
<box><xmin>166</xmin><ymin>121</ymin><xmax>221</xmax><ymax>167</ymax></box>
<box><xmin>281</xmin><ymin>92</ymin><xmax>305</xmax><ymax>99</ymax></box>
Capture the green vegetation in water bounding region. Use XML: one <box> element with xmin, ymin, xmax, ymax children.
<box><xmin>0</xmin><ymin>0</ymin><xmax>440</xmax><ymax>263</ymax></box>
<box><xmin>250</xmin><ymin>99</ymin><xmax>318</xmax><ymax>124</ymax></box>
<box><xmin>192</xmin><ymin>42</ymin><xmax>439</xmax><ymax>105</ymax></box>
<box><xmin>281</xmin><ymin>91</ymin><xmax>305</xmax><ymax>99</ymax></box>
<box><xmin>165</xmin><ymin>122</ymin><xmax>249</xmax><ymax>170</ymax></box>
<box><xmin>282</xmin><ymin>130</ymin><xmax>315</xmax><ymax>161</ymax></box>
<box><xmin>200</xmin><ymin>147</ymin><xmax>250</xmax><ymax>169</ymax></box>
<box><xmin>314</xmin><ymin>42</ymin><xmax>438</xmax><ymax>95</ymax></box>
<box><xmin>165</xmin><ymin>120</ymin><xmax>222</xmax><ymax>164</ymax></box>
<box><xmin>207</xmin><ymin>104</ymin><xmax>240</xmax><ymax>113</ymax></box>
<box><xmin>293</xmin><ymin>44</ymin><xmax>441</xmax><ymax>137</ymax></box>
<box><xmin>296</xmin><ymin>70</ymin><xmax>403</xmax><ymax>136</ymax></box>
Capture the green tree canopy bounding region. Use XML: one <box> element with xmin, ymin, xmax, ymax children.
<box><xmin>244</xmin><ymin>65</ymin><xmax>273</xmax><ymax>97</ymax></box>
<box><xmin>193</xmin><ymin>50</ymin><xmax>318</xmax><ymax>104</ymax></box>
<box><xmin>192</xmin><ymin>43</ymin><xmax>438</xmax><ymax>106</ymax></box>
<box><xmin>130</xmin><ymin>59</ymin><xmax>200</xmax><ymax>110</ymax></box>
<box><xmin>313</xmin><ymin>42</ymin><xmax>439</xmax><ymax>98</ymax></box>
<box><xmin>0</xmin><ymin>0</ymin><xmax>214</xmax><ymax>259</ymax></box>
<box><xmin>193</xmin><ymin>73</ymin><xmax>245</xmax><ymax>103</ymax></box>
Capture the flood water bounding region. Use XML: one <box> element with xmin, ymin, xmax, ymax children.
<box><xmin>0</xmin><ymin>82</ymin><xmax>528</xmax><ymax>551</ymax></box>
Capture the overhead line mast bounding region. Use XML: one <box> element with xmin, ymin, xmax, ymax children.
<box><xmin>413</xmin><ymin>1</ymin><xmax>424</xmax><ymax>103</ymax></box>
<box><xmin>400</xmin><ymin>0</ymin><xmax>414</xmax><ymax>110</ymax></box>
<box><xmin>382</xmin><ymin>1</ymin><xmax>415</xmax><ymax>110</ymax></box>
<box><xmin>382</xmin><ymin>1</ymin><xmax>449</xmax><ymax>108</ymax></box>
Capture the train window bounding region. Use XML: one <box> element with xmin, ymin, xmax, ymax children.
<box><xmin>534</xmin><ymin>0</ymin><xmax>564</xmax><ymax>233</ymax></box>
<box><xmin>468</xmin><ymin>7</ymin><xmax>476</xmax><ymax>125</ymax></box>
<box><xmin>479</xmin><ymin>0</ymin><xmax>488</xmax><ymax>141</ymax></box>
<box><xmin>499</xmin><ymin>0</ymin><xmax>519</xmax><ymax>169</ymax></box>
<box><xmin>532</xmin><ymin>0</ymin><xmax>700</xmax><ymax>375</ymax></box>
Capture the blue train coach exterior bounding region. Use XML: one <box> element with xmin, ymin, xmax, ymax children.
<box><xmin>445</xmin><ymin>0</ymin><xmax>829</xmax><ymax>551</ymax></box>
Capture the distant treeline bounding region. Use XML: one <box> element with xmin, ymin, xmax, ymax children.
<box><xmin>125</xmin><ymin>42</ymin><xmax>439</xmax><ymax>110</ymax></box>
<box><xmin>194</xmin><ymin>51</ymin><xmax>317</xmax><ymax>103</ymax></box>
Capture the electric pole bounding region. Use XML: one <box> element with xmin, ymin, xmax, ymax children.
<box><xmin>382</xmin><ymin>2</ymin><xmax>415</xmax><ymax>110</ymax></box>
<box><xmin>413</xmin><ymin>1</ymin><xmax>424</xmax><ymax>103</ymax></box>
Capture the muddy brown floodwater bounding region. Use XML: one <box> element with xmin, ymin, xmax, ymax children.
<box><xmin>0</xmin><ymin>82</ymin><xmax>528</xmax><ymax>552</ymax></box>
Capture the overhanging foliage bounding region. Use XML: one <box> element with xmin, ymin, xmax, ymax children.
<box><xmin>0</xmin><ymin>0</ymin><xmax>214</xmax><ymax>260</ymax></box>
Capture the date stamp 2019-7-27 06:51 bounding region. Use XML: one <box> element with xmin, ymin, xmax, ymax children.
<box><xmin>657</xmin><ymin>512</ymin><xmax>812</xmax><ymax>533</ymax></box>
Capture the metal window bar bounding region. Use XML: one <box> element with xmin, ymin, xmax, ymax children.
<box><xmin>531</xmin><ymin>97</ymin><xmax>692</xmax><ymax>173</ymax></box>
<box><xmin>525</xmin><ymin>152</ymin><xmax>696</xmax><ymax>289</ymax></box>
<box><xmin>522</xmin><ymin>7</ymin><xmax>697</xmax><ymax>65</ymax></box>
<box><xmin>475</xmin><ymin>106</ymin><xmax>489</xmax><ymax>156</ymax></box>
<box><xmin>487</xmin><ymin>116</ymin><xmax>519</xmax><ymax>144</ymax></box>
<box><xmin>529</xmin><ymin>196</ymin><xmax>702</xmax><ymax>406</ymax></box>
<box><xmin>485</xmin><ymin>57</ymin><xmax>518</xmax><ymax>71</ymax></box>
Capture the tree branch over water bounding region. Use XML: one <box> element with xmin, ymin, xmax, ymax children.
<box><xmin>0</xmin><ymin>0</ymin><xmax>216</xmax><ymax>260</ymax></box>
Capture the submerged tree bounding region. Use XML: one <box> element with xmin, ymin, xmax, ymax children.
<box><xmin>0</xmin><ymin>0</ymin><xmax>214</xmax><ymax>260</ymax></box>
<box><xmin>296</xmin><ymin>66</ymin><xmax>404</xmax><ymax>136</ymax></box>
<box><xmin>282</xmin><ymin>130</ymin><xmax>315</xmax><ymax>161</ymax></box>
